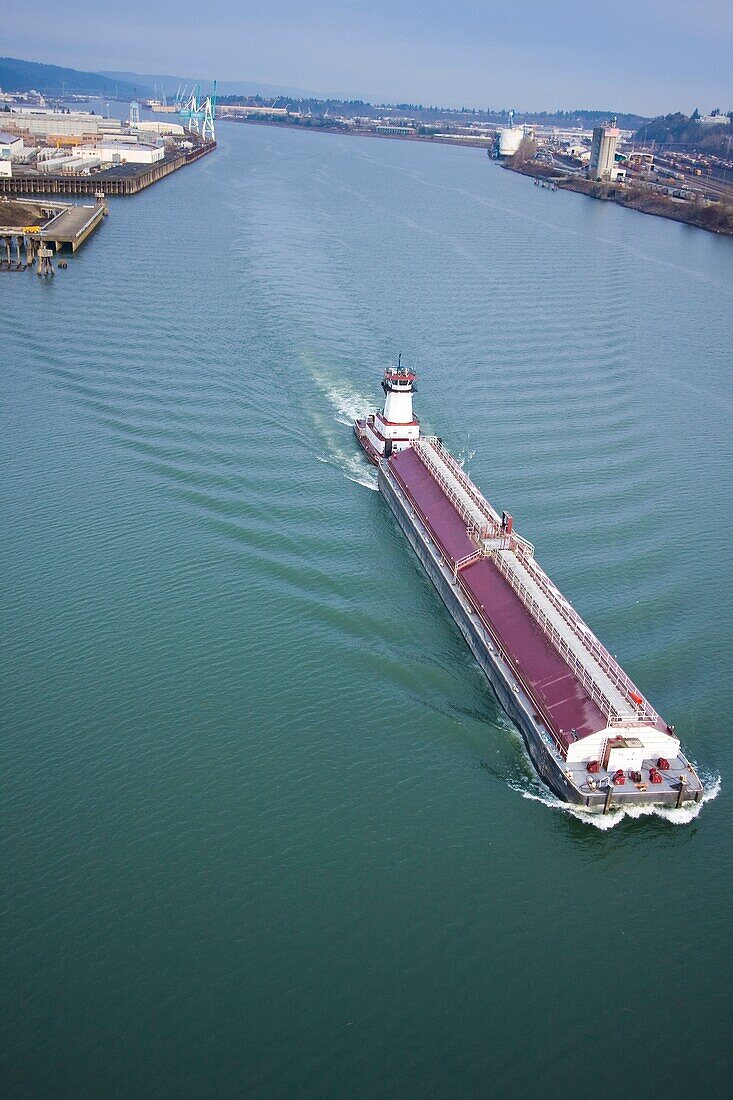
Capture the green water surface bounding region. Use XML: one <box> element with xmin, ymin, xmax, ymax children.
<box><xmin>3</xmin><ymin>123</ymin><xmax>732</xmax><ymax>1098</ymax></box>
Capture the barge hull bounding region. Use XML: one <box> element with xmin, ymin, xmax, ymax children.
<box><xmin>378</xmin><ymin>462</ymin><xmax>697</xmax><ymax>813</ymax></box>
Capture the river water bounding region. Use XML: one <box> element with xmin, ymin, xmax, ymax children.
<box><xmin>3</xmin><ymin>122</ymin><xmax>732</xmax><ymax>1097</ymax></box>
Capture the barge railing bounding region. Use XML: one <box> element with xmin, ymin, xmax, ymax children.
<box><xmin>414</xmin><ymin>436</ymin><xmax>535</xmax><ymax>554</ymax></box>
<box><xmin>489</xmin><ymin>549</ymin><xmax>657</xmax><ymax>726</ymax></box>
<box><xmin>487</xmin><ymin>550</ymin><xmax>621</xmax><ymax>722</ymax></box>
<box><xmin>385</xmin><ymin>459</ymin><xmax>574</xmax><ymax>754</ymax></box>
<box><xmin>514</xmin><ymin>549</ymin><xmax>658</xmax><ymax>723</ymax></box>
<box><xmin>388</xmin><ymin>445</ymin><xmax>658</xmax><ymax>733</ymax></box>
<box><xmin>413</xmin><ymin>437</ymin><xmax>657</xmax><ymax>725</ymax></box>
<box><xmin>416</xmin><ymin>433</ymin><xmax>508</xmax><ymax>545</ymax></box>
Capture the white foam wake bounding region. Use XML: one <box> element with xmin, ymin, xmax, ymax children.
<box><xmin>316</xmin><ymin>453</ymin><xmax>377</xmax><ymax>491</ymax></box>
<box><xmin>307</xmin><ymin>364</ymin><xmax>379</xmax><ymax>490</ymax></box>
<box><xmin>513</xmin><ymin>772</ymin><xmax>721</xmax><ymax>830</ymax></box>
<box><xmin>307</xmin><ymin>364</ymin><xmax>376</xmax><ymax>427</ymax></box>
<box><xmin>325</xmin><ymin>381</ymin><xmax>373</xmax><ymax>428</ymax></box>
<box><xmin>455</xmin><ymin>445</ymin><xmax>476</xmax><ymax>470</ymax></box>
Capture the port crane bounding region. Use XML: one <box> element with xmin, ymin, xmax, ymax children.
<box><xmin>179</xmin><ymin>84</ymin><xmax>202</xmax><ymax>131</ymax></box>
<box><xmin>179</xmin><ymin>81</ymin><xmax>216</xmax><ymax>141</ymax></box>
<box><xmin>201</xmin><ymin>81</ymin><xmax>217</xmax><ymax>141</ymax></box>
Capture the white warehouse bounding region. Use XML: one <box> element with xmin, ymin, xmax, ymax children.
<box><xmin>0</xmin><ymin>131</ymin><xmax>24</xmax><ymax>158</ymax></box>
<box><xmin>0</xmin><ymin>131</ymin><xmax>24</xmax><ymax>177</ymax></box>
<box><xmin>77</xmin><ymin>142</ymin><xmax>165</xmax><ymax>165</ymax></box>
<box><xmin>135</xmin><ymin>120</ymin><xmax>185</xmax><ymax>137</ymax></box>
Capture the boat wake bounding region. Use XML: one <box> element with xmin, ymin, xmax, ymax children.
<box><xmin>455</xmin><ymin>444</ymin><xmax>476</xmax><ymax>470</ymax></box>
<box><xmin>307</xmin><ymin>364</ymin><xmax>378</xmax><ymax>490</ymax></box>
<box><xmin>511</xmin><ymin>772</ymin><xmax>721</xmax><ymax>830</ymax></box>
<box><xmin>321</xmin><ymin>377</ymin><xmax>374</xmax><ymax>430</ymax></box>
<box><xmin>316</xmin><ymin>452</ymin><xmax>377</xmax><ymax>491</ymax></box>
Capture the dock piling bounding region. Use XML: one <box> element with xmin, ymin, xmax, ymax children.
<box><xmin>36</xmin><ymin>245</ymin><xmax>54</xmax><ymax>277</ymax></box>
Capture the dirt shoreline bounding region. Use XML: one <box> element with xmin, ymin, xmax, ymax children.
<box><xmin>504</xmin><ymin>160</ymin><xmax>733</xmax><ymax>238</ymax></box>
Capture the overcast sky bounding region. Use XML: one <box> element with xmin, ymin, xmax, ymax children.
<box><xmin>5</xmin><ymin>0</ymin><xmax>732</xmax><ymax>114</ymax></box>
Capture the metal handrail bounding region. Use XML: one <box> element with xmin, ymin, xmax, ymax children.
<box><xmin>413</xmin><ymin>439</ymin><xmax>498</xmax><ymax>541</ymax></box>
<box><xmin>420</xmin><ymin>437</ymin><xmax>502</xmax><ymax>525</ymax></box>
<box><xmin>416</xmin><ymin>437</ymin><xmax>536</xmax><ymax>556</ymax></box>
<box><xmin>388</xmin><ymin>463</ymin><xmax>566</xmax><ymax>753</ymax></box>
<box><xmin>401</xmin><ymin>439</ymin><xmax>656</xmax><ymax>727</ymax></box>
<box><xmin>427</xmin><ymin>438</ymin><xmax>537</xmax><ymax>555</ymax></box>
<box><xmin>453</xmin><ymin>549</ymin><xmax>484</xmax><ymax>579</ymax></box>
<box><xmin>429</xmin><ymin>438</ymin><xmax>657</xmax><ymax>722</ymax></box>
<box><xmin>489</xmin><ymin>549</ymin><xmax>620</xmax><ymax>721</ymax></box>
<box><xmin>512</xmin><ymin>550</ymin><xmax>657</xmax><ymax>723</ymax></box>
<box><xmin>452</xmin><ymin>571</ymin><xmax>568</xmax><ymax>754</ymax></box>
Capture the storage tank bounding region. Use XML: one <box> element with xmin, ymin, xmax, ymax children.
<box><xmin>498</xmin><ymin>127</ymin><xmax>524</xmax><ymax>157</ymax></box>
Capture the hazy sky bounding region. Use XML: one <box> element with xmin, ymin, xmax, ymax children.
<box><xmin>5</xmin><ymin>0</ymin><xmax>732</xmax><ymax>114</ymax></box>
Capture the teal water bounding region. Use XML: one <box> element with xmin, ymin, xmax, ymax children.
<box><xmin>3</xmin><ymin>124</ymin><xmax>732</xmax><ymax>1098</ymax></box>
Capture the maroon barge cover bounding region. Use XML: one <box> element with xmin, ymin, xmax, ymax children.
<box><xmin>388</xmin><ymin>447</ymin><xmax>608</xmax><ymax>745</ymax></box>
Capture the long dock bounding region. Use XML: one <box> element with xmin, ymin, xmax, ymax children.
<box><xmin>40</xmin><ymin>201</ymin><xmax>106</xmax><ymax>251</ymax></box>
<box><xmin>0</xmin><ymin>141</ymin><xmax>215</xmax><ymax>197</ymax></box>
<box><xmin>0</xmin><ymin>196</ymin><xmax>108</xmax><ymax>272</ymax></box>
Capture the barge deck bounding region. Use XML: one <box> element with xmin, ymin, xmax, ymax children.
<box><xmin>379</xmin><ymin>438</ymin><xmax>702</xmax><ymax>812</ymax></box>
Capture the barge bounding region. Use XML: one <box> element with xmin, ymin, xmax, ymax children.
<box><xmin>355</xmin><ymin>364</ymin><xmax>703</xmax><ymax>814</ymax></box>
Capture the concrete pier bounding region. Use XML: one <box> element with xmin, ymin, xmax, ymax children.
<box><xmin>0</xmin><ymin>196</ymin><xmax>107</xmax><ymax>270</ymax></box>
<box><xmin>42</xmin><ymin>201</ymin><xmax>107</xmax><ymax>252</ymax></box>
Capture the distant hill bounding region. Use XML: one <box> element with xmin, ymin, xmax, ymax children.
<box><xmin>0</xmin><ymin>57</ymin><xmax>145</xmax><ymax>98</ymax></box>
<box><xmin>635</xmin><ymin>111</ymin><xmax>733</xmax><ymax>154</ymax></box>
<box><xmin>214</xmin><ymin>95</ymin><xmax>649</xmax><ymax>131</ymax></box>
<box><xmin>513</xmin><ymin>108</ymin><xmax>649</xmax><ymax>129</ymax></box>
<box><xmin>99</xmin><ymin>71</ymin><xmax>315</xmax><ymax>100</ymax></box>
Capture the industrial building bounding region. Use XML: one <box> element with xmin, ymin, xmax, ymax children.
<box><xmin>34</xmin><ymin>140</ymin><xmax>165</xmax><ymax>174</ymax></box>
<box><xmin>374</xmin><ymin>125</ymin><xmax>415</xmax><ymax>135</ymax></box>
<box><xmin>0</xmin><ymin>131</ymin><xmax>24</xmax><ymax>177</ymax></box>
<box><xmin>33</xmin><ymin>139</ymin><xmax>165</xmax><ymax>175</ymax></box>
<box><xmin>218</xmin><ymin>104</ymin><xmax>288</xmax><ymax>118</ymax></box>
<box><xmin>588</xmin><ymin>120</ymin><xmax>620</xmax><ymax>181</ymax></box>
<box><xmin>135</xmin><ymin>120</ymin><xmax>185</xmax><ymax>137</ymax></box>
<box><xmin>6</xmin><ymin>109</ymin><xmax>124</xmax><ymax>139</ymax></box>
<box><xmin>0</xmin><ymin>91</ymin><xmax>216</xmax><ymax>196</ymax></box>
<box><xmin>36</xmin><ymin>151</ymin><xmax>95</xmax><ymax>174</ymax></box>
<box><xmin>565</xmin><ymin>143</ymin><xmax>590</xmax><ymax>161</ymax></box>
<box><xmin>699</xmin><ymin>113</ymin><xmax>729</xmax><ymax>127</ymax></box>
<box><xmin>0</xmin><ymin>131</ymin><xmax>24</xmax><ymax>158</ymax></box>
<box><xmin>81</xmin><ymin>142</ymin><xmax>165</xmax><ymax>165</ymax></box>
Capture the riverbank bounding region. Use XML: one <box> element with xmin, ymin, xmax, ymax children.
<box><xmin>504</xmin><ymin>160</ymin><xmax>733</xmax><ymax>238</ymax></box>
<box><xmin>221</xmin><ymin>115</ymin><xmax>495</xmax><ymax>150</ymax></box>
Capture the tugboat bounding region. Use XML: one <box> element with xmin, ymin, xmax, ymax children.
<box><xmin>353</xmin><ymin>355</ymin><xmax>420</xmax><ymax>464</ymax></box>
<box><xmin>354</xmin><ymin>363</ymin><xmax>704</xmax><ymax>814</ymax></box>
